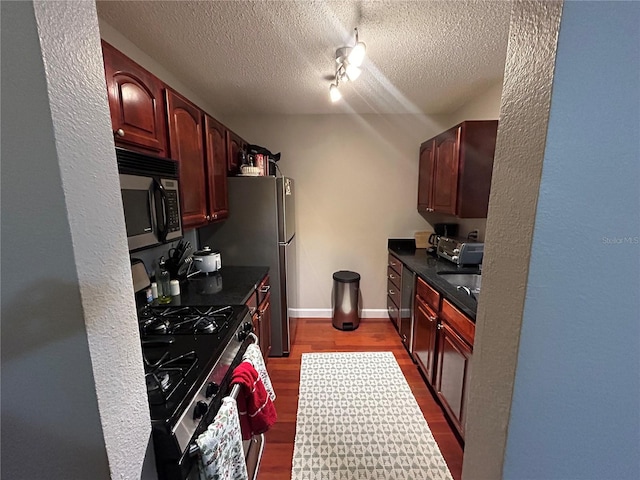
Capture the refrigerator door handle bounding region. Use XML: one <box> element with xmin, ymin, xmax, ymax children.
<box><xmin>278</xmin><ymin>234</ymin><xmax>295</xmax><ymax>247</ymax></box>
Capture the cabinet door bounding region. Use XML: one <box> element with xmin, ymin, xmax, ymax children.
<box><xmin>432</xmin><ymin>128</ymin><xmax>461</xmax><ymax>215</ymax></box>
<box><xmin>436</xmin><ymin>321</ymin><xmax>472</xmax><ymax>439</ymax></box>
<box><xmin>413</xmin><ymin>297</ymin><xmax>438</xmax><ymax>385</ymax></box>
<box><xmin>204</xmin><ymin>115</ymin><xmax>229</xmax><ymax>221</ymax></box>
<box><xmin>258</xmin><ymin>292</ymin><xmax>272</xmax><ymax>361</ymax></box>
<box><xmin>166</xmin><ymin>90</ymin><xmax>207</xmax><ymax>230</ymax></box>
<box><xmin>102</xmin><ymin>41</ymin><xmax>167</xmax><ymax>156</ymax></box>
<box><xmin>252</xmin><ymin>311</ymin><xmax>260</xmax><ymax>342</ymax></box>
<box><xmin>417</xmin><ymin>139</ymin><xmax>435</xmax><ymax>212</ymax></box>
<box><xmin>226</xmin><ymin>130</ymin><xmax>246</xmax><ymax>175</ymax></box>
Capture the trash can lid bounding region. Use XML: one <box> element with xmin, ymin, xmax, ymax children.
<box><xmin>333</xmin><ymin>270</ymin><xmax>360</xmax><ymax>283</ymax></box>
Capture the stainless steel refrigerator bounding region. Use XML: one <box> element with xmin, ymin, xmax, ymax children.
<box><xmin>198</xmin><ymin>176</ymin><xmax>296</xmax><ymax>356</ymax></box>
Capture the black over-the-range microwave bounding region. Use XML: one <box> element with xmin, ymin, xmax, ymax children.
<box><xmin>116</xmin><ymin>147</ymin><xmax>183</xmax><ymax>252</ymax></box>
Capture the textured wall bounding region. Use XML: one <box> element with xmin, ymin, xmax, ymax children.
<box><xmin>502</xmin><ymin>1</ymin><xmax>640</xmax><ymax>478</ymax></box>
<box><xmin>445</xmin><ymin>81</ymin><xmax>503</xmax><ymax>125</ymax></box>
<box><xmin>1</xmin><ymin>1</ymin><xmax>151</xmax><ymax>478</ymax></box>
<box><xmin>462</xmin><ymin>1</ymin><xmax>563</xmax><ymax>478</ymax></box>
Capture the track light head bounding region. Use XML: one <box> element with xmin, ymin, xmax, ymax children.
<box><xmin>328</xmin><ymin>27</ymin><xmax>366</xmax><ymax>103</ymax></box>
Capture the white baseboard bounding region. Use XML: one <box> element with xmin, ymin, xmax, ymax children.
<box><xmin>289</xmin><ymin>308</ymin><xmax>389</xmax><ymax>319</ymax></box>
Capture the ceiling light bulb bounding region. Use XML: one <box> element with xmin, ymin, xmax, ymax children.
<box><xmin>348</xmin><ymin>42</ymin><xmax>366</xmax><ymax>67</ymax></box>
<box><xmin>345</xmin><ymin>63</ymin><xmax>361</xmax><ymax>81</ymax></box>
<box><xmin>329</xmin><ymin>84</ymin><xmax>342</xmax><ymax>102</ymax></box>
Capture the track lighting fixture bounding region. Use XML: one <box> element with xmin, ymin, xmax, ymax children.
<box><xmin>328</xmin><ymin>27</ymin><xmax>366</xmax><ymax>102</ymax></box>
<box><xmin>329</xmin><ymin>80</ymin><xmax>342</xmax><ymax>102</ymax></box>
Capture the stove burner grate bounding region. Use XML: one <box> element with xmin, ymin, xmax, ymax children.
<box><xmin>139</xmin><ymin>305</ymin><xmax>233</xmax><ymax>335</ymax></box>
<box><xmin>144</xmin><ymin>351</ymin><xmax>197</xmax><ymax>405</ymax></box>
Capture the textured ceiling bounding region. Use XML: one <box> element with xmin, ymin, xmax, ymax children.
<box><xmin>96</xmin><ymin>1</ymin><xmax>511</xmax><ymax>116</ymax></box>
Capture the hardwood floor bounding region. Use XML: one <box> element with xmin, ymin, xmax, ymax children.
<box><xmin>257</xmin><ymin>318</ymin><xmax>464</xmax><ymax>480</ymax></box>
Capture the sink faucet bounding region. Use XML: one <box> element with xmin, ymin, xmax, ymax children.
<box><xmin>457</xmin><ymin>285</ymin><xmax>477</xmax><ymax>300</ymax></box>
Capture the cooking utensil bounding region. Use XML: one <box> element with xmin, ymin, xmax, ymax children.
<box><xmin>177</xmin><ymin>243</ymin><xmax>193</xmax><ymax>266</ymax></box>
<box><xmin>178</xmin><ymin>256</ymin><xmax>193</xmax><ymax>278</ymax></box>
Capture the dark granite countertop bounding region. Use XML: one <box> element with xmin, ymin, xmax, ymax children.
<box><xmin>388</xmin><ymin>239</ymin><xmax>480</xmax><ymax>320</ymax></box>
<box><xmin>153</xmin><ymin>265</ymin><xmax>269</xmax><ymax>307</ymax></box>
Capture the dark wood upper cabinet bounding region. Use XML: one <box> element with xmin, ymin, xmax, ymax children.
<box><xmin>101</xmin><ymin>41</ymin><xmax>167</xmax><ymax>156</ymax></box>
<box><xmin>204</xmin><ymin>115</ymin><xmax>229</xmax><ymax>221</ymax></box>
<box><xmin>432</xmin><ymin>130</ymin><xmax>460</xmax><ymax>215</ymax></box>
<box><xmin>165</xmin><ymin>89</ymin><xmax>231</xmax><ymax>229</ymax></box>
<box><xmin>417</xmin><ymin>140</ymin><xmax>435</xmax><ymax>212</ymax></box>
<box><xmin>418</xmin><ymin>120</ymin><xmax>498</xmax><ymax>218</ymax></box>
<box><xmin>165</xmin><ymin>89</ymin><xmax>208</xmax><ymax>229</ymax></box>
<box><xmin>226</xmin><ymin>130</ymin><xmax>247</xmax><ymax>175</ymax></box>
<box><xmin>101</xmin><ymin>44</ymin><xmax>236</xmax><ymax>229</ymax></box>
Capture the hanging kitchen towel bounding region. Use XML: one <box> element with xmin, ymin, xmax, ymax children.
<box><xmin>196</xmin><ymin>397</ymin><xmax>248</xmax><ymax>480</ymax></box>
<box><xmin>242</xmin><ymin>342</ymin><xmax>276</xmax><ymax>401</ymax></box>
<box><xmin>231</xmin><ymin>361</ymin><xmax>277</xmax><ymax>440</ymax></box>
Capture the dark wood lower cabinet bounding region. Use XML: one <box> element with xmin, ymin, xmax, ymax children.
<box><xmin>413</xmin><ymin>297</ymin><xmax>438</xmax><ymax>385</ymax></box>
<box><xmin>247</xmin><ymin>274</ymin><xmax>271</xmax><ymax>364</ymax></box>
<box><xmin>435</xmin><ymin>321</ymin><xmax>472</xmax><ymax>439</ymax></box>
<box><xmin>258</xmin><ymin>292</ymin><xmax>272</xmax><ymax>361</ymax></box>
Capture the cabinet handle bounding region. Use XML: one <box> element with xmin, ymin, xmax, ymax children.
<box><xmin>389</xmin><ymin>274</ymin><xmax>396</xmax><ymax>280</ymax></box>
<box><xmin>115</xmin><ymin>129</ymin><xmax>125</xmax><ymax>137</ymax></box>
<box><xmin>437</xmin><ymin>323</ymin><xmax>443</xmax><ymax>330</ymax></box>
<box><xmin>388</xmin><ymin>289</ymin><xmax>395</xmax><ymax>295</ymax></box>
<box><xmin>418</xmin><ymin>304</ymin><xmax>437</xmax><ymax>323</ymax></box>
<box><xmin>259</xmin><ymin>285</ymin><xmax>271</xmax><ymax>293</ymax></box>
<box><xmin>206</xmin><ymin>215</ymin><xmax>211</xmax><ymax>220</ymax></box>
<box><xmin>390</xmin><ymin>262</ymin><xmax>397</xmax><ymax>267</ymax></box>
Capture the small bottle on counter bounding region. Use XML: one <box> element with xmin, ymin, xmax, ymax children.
<box><xmin>145</xmin><ymin>287</ymin><xmax>153</xmax><ymax>304</ymax></box>
<box><xmin>151</xmin><ymin>282</ymin><xmax>158</xmax><ymax>299</ymax></box>
<box><xmin>157</xmin><ymin>256</ymin><xmax>172</xmax><ymax>304</ymax></box>
<box><xmin>170</xmin><ymin>279</ymin><xmax>180</xmax><ymax>296</ymax></box>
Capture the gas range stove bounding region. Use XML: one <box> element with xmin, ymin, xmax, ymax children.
<box><xmin>137</xmin><ymin>303</ymin><xmax>253</xmax><ymax>480</ymax></box>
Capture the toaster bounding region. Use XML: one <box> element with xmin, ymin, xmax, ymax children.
<box><xmin>437</xmin><ymin>237</ymin><xmax>484</xmax><ymax>265</ymax></box>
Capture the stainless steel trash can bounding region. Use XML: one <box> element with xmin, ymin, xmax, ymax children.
<box><xmin>332</xmin><ymin>270</ymin><xmax>361</xmax><ymax>330</ymax></box>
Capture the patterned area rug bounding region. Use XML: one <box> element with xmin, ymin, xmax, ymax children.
<box><xmin>291</xmin><ymin>352</ymin><xmax>454</xmax><ymax>480</ymax></box>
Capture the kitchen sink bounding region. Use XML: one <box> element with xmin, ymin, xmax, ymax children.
<box><xmin>437</xmin><ymin>272</ymin><xmax>482</xmax><ymax>297</ymax></box>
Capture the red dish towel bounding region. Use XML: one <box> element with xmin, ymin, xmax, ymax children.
<box><xmin>230</xmin><ymin>361</ymin><xmax>277</xmax><ymax>440</ymax></box>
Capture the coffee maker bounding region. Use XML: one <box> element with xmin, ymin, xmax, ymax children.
<box><xmin>427</xmin><ymin>223</ymin><xmax>459</xmax><ymax>254</ymax></box>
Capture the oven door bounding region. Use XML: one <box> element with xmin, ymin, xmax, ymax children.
<box><xmin>183</xmin><ymin>335</ymin><xmax>265</xmax><ymax>480</ymax></box>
